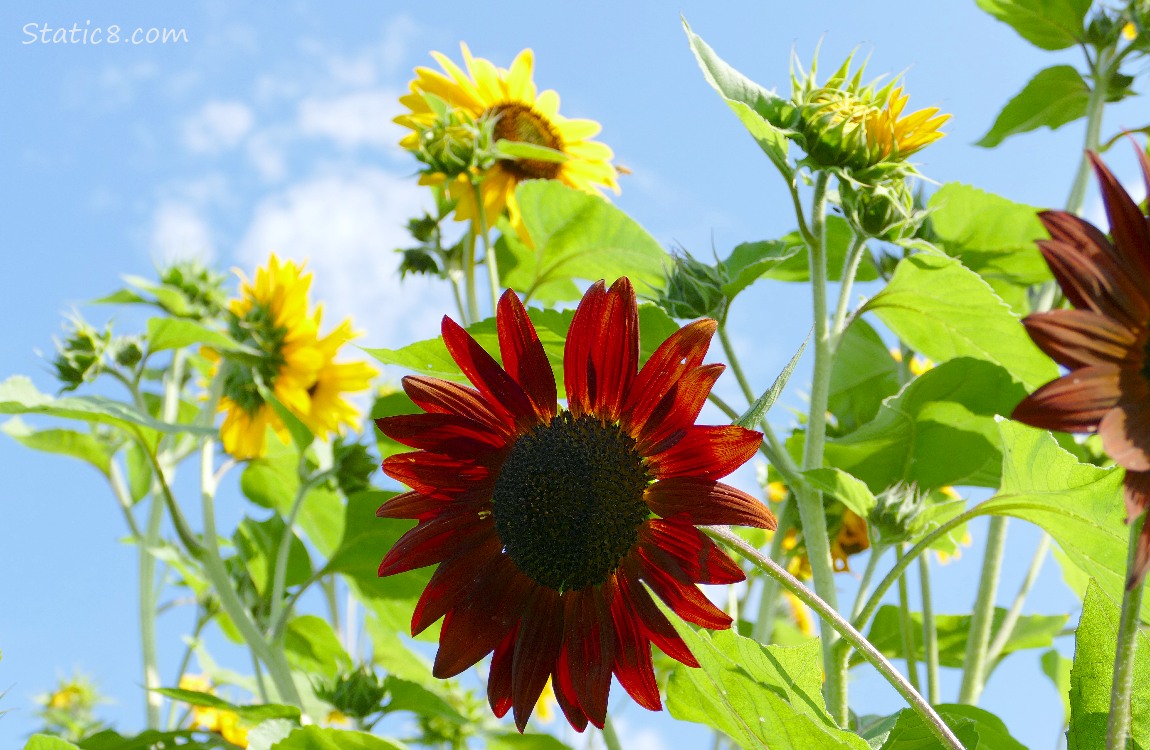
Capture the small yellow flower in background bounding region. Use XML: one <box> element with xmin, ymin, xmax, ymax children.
<box><xmin>783</xmin><ymin>591</ymin><xmax>815</xmax><ymax>637</ymax></box>
<box><xmin>1123</xmin><ymin>21</ymin><xmax>1138</xmax><ymax>40</ymax></box>
<box><xmin>179</xmin><ymin>675</ymin><xmax>249</xmax><ymax>748</ymax></box>
<box><xmin>534</xmin><ymin>678</ymin><xmax>556</xmax><ymax>724</ymax></box>
<box><xmin>783</xmin><ymin>507</ymin><xmax>870</xmax><ymax>577</ymax></box>
<box><xmin>889</xmin><ymin>347</ymin><xmax>934</xmax><ymax>377</ymax></box>
<box><xmin>396</xmin><ymin>43</ymin><xmax>619</xmax><ymax>239</ymax></box>
<box><xmin>47</xmin><ymin>684</ymin><xmax>85</xmax><ymax>711</ymax></box>
<box><xmin>209</xmin><ymin>255</ymin><xmax>376</xmax><ymax>459</ymax></box>
<box><xmin>767</xmin><ymin>481</ymin><xmax>789</xmax><ymax>503</ymax></box>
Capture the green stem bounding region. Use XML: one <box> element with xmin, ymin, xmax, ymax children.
<box><xmin>164</xmin><ymin>610</ymin><xmax>208</xmax><ymax>729</ymax></box>
<box><xmin>959</xmin><ymin>517</ymin><xmax>1009</xmax><ymax>705</ymax></box>
<box><xmin>897</xmin><ymin>544</ymin><xmax>921</xmax><ymax>693</ymax></box>
<box><xmin>107</xmin><ymin>461</ymin><xmax>143</xmax><ymax>543</ymax></box>
<box><xmin>472</xmin><ymin>180</ymin><xmax>500</xmax><ymax>314</ymax></box>
<box><xmin>463</xmin><ymin>224</ymin><xmax>480</xmax><ymax>324</ymax></box>
<box><xmin>1106</xmin><ymin>513</ymin><xmax>1146</xmax><ymax>750</ymax></box>
<box><xmin>602</xmin><ymin>713</ymin><xmax>625</xmax><ymax>750</ymax></box>
<box><xmin>717</xmin><ymin>322</ymin><xmax>756</xmax><ymax>406</ymax></box>
<box><xmin>139</xmin><ymin>491</ymin><xmax>164</xmax><ymax>729</ymax></box>
<box><xmin>851</xmin><ymin>546</ymin><xmax>885</xmax><ymax>622</ymax></box>
<box><xmin>268</xmin><ymin>468</ymin><xmax>331</xmax><ymax>640</ymax></box>
<box><xmin>918</xmin><ymin>553</ymin><xmax>941</xmax><ymax>705</ymax></box>
<box><xmin>795</xmin><ymin>171</ymin><xmax>843</xmax><ymax>717</ymax></box>
<box><xmin>830</xmin><ymin>233</ymin><xmax>868</xmax><ymax>346</ymax></box>
<box><xmin>753</xmin><ymin>500</ymin><xmax>797</xmax><ymax>643</ymax></box>
<box><xmin>986</xmin><ymin>533</ymin><xmax>1051</xmax><ymax>665</ymax></box>
<box><xmin>199</xmin><ymin>439</ymin><xmax>303</xmax><ymax>708</ymax></box>
<box><xmin>1065</xmin><ymin>46</ymin><xmax>1113</xmax><ymax>215</ymax></box>
<box><xmin>707</xmin><ymin>526</ymin><xmax>964</xmax><ymax>750</ymax></box>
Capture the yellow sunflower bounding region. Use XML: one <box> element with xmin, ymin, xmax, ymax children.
<box><xmin>396</xmin><ymin>43</ymin><xmax>619</xmax><ymax>237</ymax></box>
<box><xmin>296</xmin><ymin>312</ymin><xmax>379</xmax><ymax>437</ymax></box>
<box><xmin>178</xmin><ymin>675</ymin><xmax>249</xmax><ymax>748</ymax></box>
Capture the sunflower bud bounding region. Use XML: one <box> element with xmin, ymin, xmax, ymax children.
<box><xmin>111</xmin><ymin>337</ymin><xmax>144</xmax><ymax>369</ymax></box>
<box><xmin>52</xmin><ymin>317</ymin><xmax>112</xmax><ymax>391</ymax></box>
<box><xmin>314</xmin><ymin>667</ymin><xmax>388</xmax><ymax>720</ymax></box>
<box><xmin>658</xmin><ymin>252</ymin><xmax>728</xmax><ymax>319</ymax></box>
<box><xmin>157</xmin><ymin>260</ymin><xmax>229</xmax><ymax>320</ymax></box>
<box><xmin>840</xmin><ymin>178</ymin><xmax>923</xmax><ymax>241</ymax></box>
<box><xmin>868</xmin><ymin>482</ymin><xmax>926</xmax><ymax>546</ymax></box>
<box><xmin>414</xmin><ymin>104</ymin><xmax>496</xmax><ymax>179</ymax></box>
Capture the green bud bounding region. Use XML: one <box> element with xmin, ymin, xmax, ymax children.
<box><xmin>658</xmin><ymin>252</ymin><xmax>728</xmax><ymax>319</ymax></box>
<box><xmin>52</xmin><ymin>317</ymin><xmax>112</xmax><ymax>391</ymax></box>
<box><xmin>314</xmin><ymin>667</ymin><xmax>388</xmax><ymax>720</ymax></box>
<box><xmin>112</xmin><ymin>337</ymin><xmax>144</xmax><ymax>369</ymax></box>
<box><xmin>415</xmin><ymin>106</ymin><xmax>497</xmax><ymax>179</ymax></box>
<box><xmin>157</xmin><ymin>260</ymin><xmax>228</xmax><ymax>320</ymax></box>
<box><xmin>868</xmin><ymin>482</ymin><xmax>926</xmax><ymax>547</ymax></box>
<box><xmin>840</xmin><ymin>178</ymin><xmax>923</xmax><ymax>241</ymax></box>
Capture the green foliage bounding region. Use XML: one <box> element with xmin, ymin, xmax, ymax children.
<box><xmin>827</xmin><ymin>319</ymin><xmax>900</xmax><ymax>434</ymax></box>
<box><xmin>665</xmin><ymin>624</ymin><xmax>869</xmax><ymax>749</ymax></box>
<box><xmin>25</xmin><ymin>737</ymin><xmax>81</xmax><ymax>750</ymax></box>
<box><xmin>863</xmin><ymin>253</ymin><xmax>1058</xmax><ymax>389</ymax></box>
<box><xmin>232</xmin><ymin>515</ymin><xmax>312</xmax><ymax>598</ymax></box>
<box><xmin>1</xmin><ymin>417</ymin><xmax>117</xmax><ymax>477</ymax></box>
<box><xmin>736</xmin><ymin>335</ymin><xmax>807</xmax><ymax>429</ymax></box>
<box><xmin>975</xmin><ymin>0</ymin><xmax>1092</xmax><ymax>50</ymax></box>
<box><xmin>1042</xmin><ymin>648</ymin><xmax>1073</xmax><ymax>725</ymax></box>
<box><xmin>875</xmin><ymin>704</ymin><xmax>1028</xmax><ymax>749</ymax></box>
<box><xmin>266</xmin><ymin>726</ymin><xmax>407</xmax><ymax>749</ymax></box>
<box><xmin>1067</xmin><ymin>582</ymin><xmax>1150</xmax><ymax>749</ymax></box>
<box><xmin>153</xmin><ymin>688</ymin><xmax>300</xmax><ymax>725</ymax></box>
<box><xmin>283</xmin><ymin>616</ymin><xmax>351</xmax><ymax>679</ymax></box>
<box><xmin>723</xmin><ymin>217</ymin><xmax>877</xmax><ymax>294</ymax></box>
<box><xmin>978</xmin><ymin>65</ymin><xmax>1092</xmax><ymax>147</ymax></box>
<box><xmin>801</xmin><ymin>467</ymin><xmax>877</xmax><ymax>519</ymax></box>
<box><xmin>858</xmin><ymin>605</ymin><xmax>1067</xmax><ymax>669</ymax></box>
<box><xmin>485</xmin><ymin>735</ymin><xmax>574</xmax><ymax>750</ymax></box>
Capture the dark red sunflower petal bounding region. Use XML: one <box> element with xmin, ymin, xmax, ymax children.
<box><xmin>637</xmin><ymin>544</ymin><xmax>734</xmax><ymax>629</ymax></box>
<box><xmin>622</xmin><ymin>319</ymin><xmax>717</xmax><ymax>437</ymax></box>
<box><xmin>641</xmin><ymin>519</ymin><xmax>745</xmax><ymax>585</ymax></box>
<box><xmin>1011</xmin><ymin>365</ymin><xmax>1123</xmax><ymax>433</ymax></box>
<box><xmin>553</xmin><ymin>646</ymin><xmax>589</xmax><ymax>732</ymax></box>
<box><xmin>1089</xmin><ymin>152</ymin><xmax>1150</xmax><ymax>281</ymax></box>
<box><xmin>607</xmin><ymin>575</ymin><xmax>662</xmax><ymax>711</ymax></box>
<box><xmin>1123</xmin><ymin>471</ymin><xmax>1150</xmax><ymax>589</ymax></box>
<box><xmin>381</xmin><ymin>451</ymin><xmax>493</xmax><ymax>500</ymax></box>
<box><xmin>617</xmin><ymin>561</ymin><xmax>698</xmax><ymax>667</ymax></box>
<box><xmin>564</xmin><ymin>281</ymin><xmax>607</xmax><ymax>418</ymax></box>
<box><xmin>403</xmin><ymin>375</ymin><xmax>515</xmax><ymax>439</ymax></box>
<box><xmin>645</xmin><ymin>476</ymin><xmax>777</xmax><ymax>529</ymax></box>
<box><xmin>411</xmin><ymin>534</ymin><xmax>503</xmax><ymax>635</ymax></box>
<box><xmin>378</xmin><ymin>514</ymin><xmax>495</xmax><ymax>577</ymax></box>
<box><xmin>1022</xmin><ymin>309</ymin><xmax>1139</xmax><ymax>370</ymax></box>
<box><xmin>646</xmin><ymin>425</ymin><xmax>762</xmax><ymax>481</ymax></box>
<box><xmin>562</xmin><ymin>587</ymin><xmax>613</xmax><ymax>729</ymax></box>
<box><xmin>635</xmin><ymin>364</ymin><xmax>726</xmax><ymax>455</ymax></box>
<box><xmin>564</xmin><ymin>278</ymin><xmax>640</xmax><ymax>422</ymax></box>
<box><xmin>433</xmin><ymin>556</ymin><xmax>535</xmax><ymax>678</ymax></box>
<box><xmin>1038</xmin><ymin>213</ymin><xmax>1150</xmax><ymax>327</ymax></box>
<box><xmin>487</xmin><ymin>627</ymin><xmax>517</xmax><ymax>719</ymax></box>
<box><xmin>497</xmin><ymin>289</ymin><xmax>558</xmax><ymax>422</ymax></box>
<box><xmin>375</xmin><ymin>412</ymin><xmax>508</xmax><ymax>457</ymax></box>
<box><xmin>442</xmin><ymin>316</ymin><xmax>538</xmax><ymax>429</ymax></box>
<box><xmin>1099</xmin><ymin>379</ymin><xmax>1150</xmax><ymax>472</ymax></box>
<box><xmin>375</xmin><ymin>490</ymin><xmax>486</xmax><ymax>521</ymax></box>
<box><xmin>511</xmin><ymin>588</ymin><xmax>565</xmax><ymax>732</ymax></box>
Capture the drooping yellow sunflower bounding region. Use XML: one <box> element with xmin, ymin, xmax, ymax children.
<box><xmin>297</xmin><ymin>313</ymin><xmax>379</xmax><ymax>437</ymax></box>
<box><xmin>396</xmin><ymin>44</ymin><xmax>619</xmax><ymax>237</ymax></box>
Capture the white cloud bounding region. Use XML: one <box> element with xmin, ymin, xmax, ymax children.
<box><xmin>236</xmin><ymin>168</ymin><xmax>452</xmax><ymax>351</ymax></box>
<box><xmin>150</xmin><ymin>202</ymin><xmax>215</xmax><ymax>263</ymax></box>
<box><xmin>183</xmin><ymin>101</ymin><xmax>255</xmax><ymax>153</ymax></box>
<box><xmin>613</xmin><ymin>717</ymin><xmax>670</xmax><ymax>750</ymax></box>
<box><xmin>297</xmin><ymin>90</ymin><xmax>404</xmax><ymax>150</ymax></box>
<box><xmin>246</xmin><ymin>131</ymin><xmax>288</xmax><ymax>182</ymax></box>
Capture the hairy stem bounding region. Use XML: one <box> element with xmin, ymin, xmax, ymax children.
<box><xmin>959</xmin><ymin>517</ymin><xmax>1009</xmax><ymax>704</ymax></box>
<box><xmin>1066</xmin><ymin>46</ymin><xmax>1113</xmax><ymax>214</ymax></box>
<box><xmin>918</xmin><ymin>553</ymin><xmax>941</xmax><ymax>705</ymax></box>
<box><xmin>1107</xmin><ymin>514</ymin><xmax>1146</xmax><ymax>750</ymax></box>
<box><xmin>897</xmin><ymin>544</ymin><xmax>921</xmax><ymax>693</ymax></box>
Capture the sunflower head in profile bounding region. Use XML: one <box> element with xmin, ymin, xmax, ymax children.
<box><xmin>210</xmin><ymin>255</ymin><xmax>374</xmax><ymax>459</ymax></box>
<box><xmin>793</xmin><ymin>53</ymin><xmax>949</xmax><ymax>175</ymax></box>
<box><xmin>396</xmin><ymin>44</ymin><xmax>619</xmax><ymax>239</ymax></box>
<box><xmin>375</xmin><ymin>278</ymin><xmax>776</xmax><ymax>731</ymax></box>
<box><xmin>1012</xmin><ymin>148</ymin><xmax>1150</xmax><ymax>587</ymax></box>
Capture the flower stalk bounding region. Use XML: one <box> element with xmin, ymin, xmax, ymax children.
<box><xmin>959</xmin><ymin>516</ymin><xmax>1009</xmax><ymax>704</ymax></box>
<box><xmin>918</xmin><ymin>553</ymin><xmax>941</xmax><ymax>705</ymax></box>
<box><xmin>1107</xmin><ymin>513</ymin><xmax>1147</xmax><ymax>750</ymax></box>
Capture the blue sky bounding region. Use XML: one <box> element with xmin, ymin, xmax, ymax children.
<box><xmin>1</xmin><ymin>1</ymin><xmax>1147</xmax><ymax>747</ymax></box>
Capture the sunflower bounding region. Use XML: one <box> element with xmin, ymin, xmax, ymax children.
<box><xmin>396</xmin><ymin>44</ymin><xmax>619</xmax><ymax>238</ymax></box>
<box><xmin>1011</xmin><ymin>149</ymin><xmax>1150</xmax><ymax>587</ymax></box>
<box><xmin>375</xmin><ymin>278</ymin><xmax>775</xmax><ymax>731</ymax></box>
<box><xmin>297</xmin><ymin>313</ymin><xmax>379</xmax><ymax>438</ymax></box>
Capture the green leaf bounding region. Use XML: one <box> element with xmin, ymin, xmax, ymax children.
<box><xmin>975</xmin><ymin>0</ymin><xmax>1091</xmax><ymax>50</ymax></box>
<box><xmin>233</xmin><ymin>515</ymin><xmax>312</xmax><ymax>597</ymax></box>
<box><xmin>486</xmin><ymin>735</ymin><xmax>573</xmax><ymax>750</ymax></box>
<box><xmin>823</xmin><ymin>358</ymin><xmax>1027</xmax><ymax>491</ymax></box>
<box><xmin>736</xmin><ymin>334</ymin><xmax>807</xmax><ymax>429</ymax></box>
<box><xmin>363</xmin><ymin>619</ymin><xmax>435</xmax><ymax>686</ymax></box>
<box><xmin>25</xmin><ymin>736</ymin><xmax>81</xmax><ymax>750</ymax></box>
<box><xmin>878</xmin><ymin>704</ymin><xmax>1027</xmax><ymax>749</ymax></box>
<box><xmin>496</xmin><ymin>225</ymin><xmax>580</xmax><ymax>305</ymax></box>
<box><xmin>269</xmin><ymin>726</ymin><xmax>408</xmax><ymax>750</ymax></box>
<box><xmin>828</xmin><ymin>319</ymin><xmax>900</xmax><ymax>434</ymax></box>
<box><xmin>980</xmin><ymin>420</ymin><xmax>1150</xmax><ymax>622</ymax></box>
<box><xmin>977</xmin><ymin>65</ymin><xmax>1090</xmax><ymax>148</ymax></box>
<box><xmin>682</xmin><ymin>18</ymin><xmax>798</xmax><ymax>175</ymax></box>
<box><xmin>382</xmin><ymin>677</ymin><xmax>467</xmax><ymax>724</ymax></box>
<box><xmin>0</xmin><ymin>375</ymin><xmax>214</xmax><ymax>437</ymax></box>
<box><xmin>154</xmin><ymin>688</ymin><xmax>301</xmax><ymax>724</ymax></box>
<box><xmin>494</xmin><ymin>139</ymin><xmax>569</xmax><ymax>164</ymax></box>
<box><xmin>862</xmin><ymin>254</ymin><xmax>1058</xmax><ymax>390</ymax></box>
<box><xmin>858</xmin><ymin>605</ymin><xmax>1067</xmax><ymax>670</ymax></box>
<box><xmin>723</xmin><ymin>218</ymin><xmax>877</xmax><ymax>293</ymax></box>
<box><xmin>2</xmin><ymin>417</ymin><xmax>116</xmax><ymax>476</ymax></box>
<box><xmin>927</xmin><ymin>183</ymin><xmax>1051</xmax><ymax>309</ymax></box>
<box><xmin>1041</xmin><ymin>648</ymin><xmax>1072</xmax><ymax>724</ymax></box>
<box><xmin>513</xmin><ymin>180</ymin><xmax>669</xmax><ymax>298</ymax></box>
<box><xmin>249</xmin><ymin>719</ymin><xmax>298</xmax><ymax>750</ymax></box>
<box><xmin>126</xmin><ymin>440</ymin><xmax>153</xmax><ymax>503</ymax></box>
<box><xmin>284</xmin><ymin>615</ymin><xmax>352</xmax><ymax>679</ymax></box>
<box><xmin>664</xmin><ymin>621</ymin><xmax>869</xmax><ymax>749</ymax></box>
<box><xmin>146</xmin><ymin>318</ymin><xmax>236</xmax><ymax>352</ymax></box>
<box><xmin>802</xmin><ymin>467</ymin><xmax>878</xmax><ymax>519</ymax></box>
<box><xmin>1068</xmin><ymin>581</ymin><xmax>1150</xmax><ymax>749</ymax></box>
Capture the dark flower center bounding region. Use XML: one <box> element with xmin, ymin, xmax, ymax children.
<box><xmin>492</xmin><ymin>412</ymin><xmax>651</xmax><ymax>591</ymax></box>
<box><xmin>489</xmin><ymin>102</ymin><xmax>564</xmax><ymax>180</ymax></box>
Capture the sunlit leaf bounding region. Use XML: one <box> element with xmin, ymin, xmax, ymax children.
<box><xmin>828</xmin><ymin>319</ymin><xmax>900</xmax><ymax>434</ymax></box>
<box><xmin>284</xmin><ymin>615</ymin><xmax>352</xmax><ymax>679</ymax></box>
<box><xmin>975</xmin><ymin>0</ymin><xmax>1091</xmax><ymax>50</ymax></box>
<box><xmin>2</xmin><ymin>417</ymin><xmax>116</xmax><ymax>476</ymax></box>
<box><xmin>877</xmin><ymin>704</ymin><xmax>1027</xmax><ymax>749</ymax></box>
<box><xmin>267</xmin><ymin>726</ymin><xmax>407</xmax><ymax>749</ymax></box>
<box><xmin>976</xmin><ymin>65</ymin><xmax>1090</xmax><ymax>148</ymax></box>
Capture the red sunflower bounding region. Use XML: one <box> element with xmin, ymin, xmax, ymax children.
<box><xmin>375</xmin><ymin>277</ymin><xmax>776</xmax><ymax>732</ymax></box>
<box><xmin>1012</xmin><ymin>149</ymin><xmax>1150</xmax><ymax>587</ymax></box>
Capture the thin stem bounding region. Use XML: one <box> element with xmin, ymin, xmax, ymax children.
<box><xmin>1066</xmin><ymin>46</ymin><xmax>1113</xmax><ymax>214</ymax></box>
<box><xmin>707</xmin><ymin>526</ymin><xmax>964</xmax><ymax>750</ymax></box>
<box><xmin>897</xmin><ymin>544</ymin><xmax>921</xmax><ymax>693</ymax></box>
<box><xmin>139</xmin><ymin>491</ymin><xmax>164</xmax><ymax>729</ymax></box>
<box><xmin>107</xmin><ymin>460</ymin><xmax>144</xmax><ymax>541</ymax></box>
<box><xmin>199</xmin><ymin>439</ymin><xmax>303</xmax><ymax>708</ymax></box>
<box><xmin>794</xmin><ymin>171</ymin><xmax>843</xmax><ymax>718</ymax></box>
<box><xmin>830</xmin><ymin>233</ymin><xmax>868</xmax><ymax>346</ymax></box>
<box><xmin>268</xmin><ymin>467</ymin><xmax>328</xmax><ymax>639</ymax></box>
<box><xmin>164</xmin><ymin>610</ymin><xmax>208</xmax><ymax>729</ymax></box>
<box><xmin>851</xmin><ymin>546</ymin><xmax>886</xmax><ymax>622</ymax></box>
<box><xmin>959</xmin><ymin>517</ymin><xmax>1009</xmax><ymax>705</ymax></box>
<box><xmin>463</xmin><ymin>224</ymin><xmax>480</xmax><ymax>324</ymax></box>
<box><xmin>1106</xmin><ymin>513</ymin><xmax>1146</xmax><ymax>750</ymax></box>
<box><xmin>717</xmin><ymin>322</ymin><xmax>756</xmax><ymax>405</ymax></box>
<box><xmin>918</xmin><ymin>553</ymin><xmax>941</xmax><ymax>705</ymax></box>
<box><xmin>449</xmin><ymin>274</ymin><xmax>469</xmax><ymax>327</ymax></box>
<box><xmin>986</xmin><ymin>533</ymin><xmax>1052</xmax><ymax>665</ymax></box>
<box><xmin>472</xmin><ymin>180</ymin><xmax>501</xmax><ymax>314</ymax></box>
<box><xmin>602</xmin><ymin>713</ymin><xmax>625</xmax><ymax>750</ymax></box>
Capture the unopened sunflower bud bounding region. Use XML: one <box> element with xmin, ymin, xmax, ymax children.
<box><xmin>314</xmin><ymin>667</ymin><xmax>388</xmax><ymax>720</ymax></box>
<box><xmin>415</xmin><ymin>107</ymin><xmax>496</xmax><ymax>179</ymax></box>
<box><xmin>840</xmin><ymin>178</ymin><xmax>923</xmax><ymax>241</ymax></box>
<box><xmin>658</xmin><ymin>252</ymin><xmax>728</xmax><ymax>319</ymax></box>
<box><xmin>157</xmin><ymin>260</ymin><xmax>228</xmax><ymax>320</ymax></box>
<box><xmin>868</xmin><ymin>482</ymin><xmax>926</xmax><ymax>546</ymax></box>
<box><xmin>52</xmin><ymin>317</ymin><xmax>112</xmax><ymax>391</ymax></box>
<box><xmin>112</xmin><ymin>337</ymin><xmax>144</xmax><ymax>369</ymax></box>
